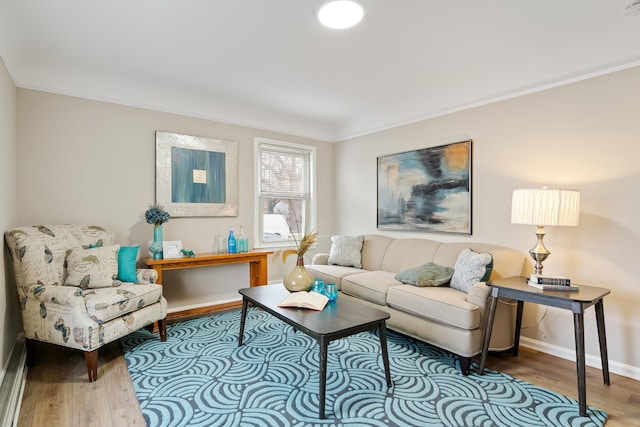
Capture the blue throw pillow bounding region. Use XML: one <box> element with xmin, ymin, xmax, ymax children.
<box><xmin>117</xmin><ymin>245</ymin><xmax>139</xmax><ymax>282</ymax></box>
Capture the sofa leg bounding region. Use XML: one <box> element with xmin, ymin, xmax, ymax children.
<box><xmin>84</xmin><ymin>350</ymin><xmax>99</xmax><ymax>382</ymax></box>
<box><xmin>158</xmin><ymin>318</ymin><xmax>167</xmax><ymax>342</ymax></box>
<box><xmin>459</xmin><ymin>356</ymin><xmax>471</xmax><ymax>376</ymax></box>
<box><xmin>25</xmin><ymin>338</ymin><xmax>36</xmax><ymax>367</ymax></box>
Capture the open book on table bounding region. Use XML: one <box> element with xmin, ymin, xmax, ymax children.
<box><xmin>278</xmin><ymin>291</ymin><xmax>329</xmax><ymax>311</ymax></box>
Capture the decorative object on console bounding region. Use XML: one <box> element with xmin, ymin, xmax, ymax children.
<box><xmin>511</xmin><ymin>187</ymin><xmax>580</xmax><ymax>275</ymax></box>
<box><xmin>180</xmin><ymin>249</ymin><xmax>195</xmax><ymax>258</ymax></box>
<box><xmin>162</xmin><ymin>240</ymin><xmax>183</xmax><ymax>259</ymax></box>
<box><xmin>155</xmin><ymin>131</ymin><xmax>238</xmax><ymax>217</ymax></box>
<box><xmin>145</xmin><ymin>203</ymin><xmax>170</xmax><ymax>260</ymax></box>
<box><xmin>377</xmin><ymin>140</ymin><xmax>472</xmax><ymax>234</ymax></box>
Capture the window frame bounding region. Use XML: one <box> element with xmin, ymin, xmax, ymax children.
<box><xmin>254</xmin><ymin>137</ymin><xmax>316</xmax><ymax>249</ymax></box>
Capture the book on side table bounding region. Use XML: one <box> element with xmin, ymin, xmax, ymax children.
<box><xmin>527</xmin><ymin>274</ymin><xmax>578</xmax><ymax>291</ymax></box>
<box><xmin>278</xmin><ymin>291</ymin><xmax>329</xmax><ymax>311</ymax></box>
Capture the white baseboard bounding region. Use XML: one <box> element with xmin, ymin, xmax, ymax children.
<box><xmin>520</xmin><ymin>336</ymin><xmax>640</xmax><ymax>381</ymax></box>
<box><xmin>0</xmin><ymin>336</ymin><xmax>27</xmax><ymax>427</ymax></box>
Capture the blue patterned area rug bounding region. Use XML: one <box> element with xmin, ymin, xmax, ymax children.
<box><xmin>120</xmin><ymin>308</ymin><xmax>607</xmax><ymax>427</ymax></box>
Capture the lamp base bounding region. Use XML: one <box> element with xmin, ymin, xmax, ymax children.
<box><xmin>529</xmin><ymin>226</ymin><xmax>550</xmax><ymax>275</ymax></box>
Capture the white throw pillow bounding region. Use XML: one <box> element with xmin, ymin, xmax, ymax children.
<box><xmin>450</xmin><ymin>248</ymin><xmax>493</xmax><ymax>293</ymax></box>
<box><xmin>327</xmin><ymin>235</ymin><xmax>365</xmax><ymax>268</ymax></box>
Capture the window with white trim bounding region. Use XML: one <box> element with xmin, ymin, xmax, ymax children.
<box><xmin>255</xmin><ymin>138</ymin><xmax>316</xmax><ymax>248</ymax></box>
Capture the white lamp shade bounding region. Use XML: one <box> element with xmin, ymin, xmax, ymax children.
<box><xmin>511</xmin><ymin>188</ymin><xmax>580</xmax><ymax>226</ymax></box>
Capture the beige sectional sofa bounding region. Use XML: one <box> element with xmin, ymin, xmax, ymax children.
<box><xmin>307</xmin><ymin>234</ymin><xmax>530</xmax><ymax>374</ymax></box>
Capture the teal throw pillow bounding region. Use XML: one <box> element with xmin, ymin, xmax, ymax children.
<box><xmin>395</xmin><ymin>262</ymin><xmax>455</xmax><ymax>287</ymax></box>
<box><xmin>450</xmin><ymin>248</ymin><xmax>494</xmax><ymax>293</ymax></box>
<box><xmin>117</xmin><ymin>245</ymin><xmax>139</xmax><ymax>282</ymax></box>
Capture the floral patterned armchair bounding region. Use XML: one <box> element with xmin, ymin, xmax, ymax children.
<box><xmin>4</xmin><ymin>224</ymin><xmax>167</xmax><ymax>381</ymax></box>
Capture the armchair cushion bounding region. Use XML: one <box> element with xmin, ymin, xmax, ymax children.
<box><xmin>84</xmin><ymin>282</ymin><xmax>164</xmax><ymax>323</ymax></box>
<box><xmin>64</xmin><ymin>245</ymin><xmax>120</xmax><ymax>289</ymax></box>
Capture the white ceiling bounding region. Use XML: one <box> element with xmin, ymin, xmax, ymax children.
<box><xmin>1</xmin><ymin>0</ymin><xmax>639</xmax><ymax>142</ymax></box>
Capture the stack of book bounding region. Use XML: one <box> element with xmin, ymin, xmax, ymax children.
<box><xmin>527</xmin><ymin>274</ymin><xmax>578</xmax><ymax>291</ymax></box>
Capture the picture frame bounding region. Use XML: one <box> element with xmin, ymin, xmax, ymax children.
<box><xmin>162</xmin><ymin>240</ymin><xmax>183</xmax><ymax>259</ymax></box>
<box><xmin>377</xmin><ymin>140</ymin><xmax>472</xmax><ymax>234</ymax></box>
<box><xmin>156</xmin><ymin>131</ymin><xmax>238</xmax><ymax>217</ymax></box>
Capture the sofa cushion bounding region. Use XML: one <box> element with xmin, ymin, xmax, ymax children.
<box><xmin>65</xmin><ymin>245</ymin><xmax>120</xmax><ymax>289</ymax></box>
<box><xmin>450</xmin><ymin>249</ymin><xmax>493</xmax><ymax>293</ymax></box>
<box><xmin>387</xmin><ymin>285</ymin><xmax>481</xmax><ymax>330</ymax></box>
<box><xmin>395</xmin><ymin>262</ymin><xmax>454</xmax><ymax>287</ymax></box>
<box><xmin>380</xmin><ymin>238</ymin><xmax>442</xmax><ymax>274</ymax></box>
<box><xmin>306</xmin><ymin>264</ymin><xmax>365</xmax><ymax>289</ymax></box>
<box><xmin>328</xmin><ymin>235</ymin><xmax>365</xmax><ymax>268</ymax></box>
<box><xmin>84</xmin><ymin>282</ymin><xmax>164</xmax><ymax>323</ymax></box>
<box><xmin>341</xmin><ymin>271</ymin><xmax>400</xmax><ymax>306</ymax></box>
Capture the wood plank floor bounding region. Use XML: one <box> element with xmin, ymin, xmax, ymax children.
<box><xmin>17</xmin><ymin>338</ymin><xmax>640</xmax><ymax>427</ymax></box>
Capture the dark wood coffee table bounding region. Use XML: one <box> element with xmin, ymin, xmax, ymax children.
<box><xmin>238</xmin><ymin>285</ymin><xmax>393</xmax><ymax>419</ymax></box>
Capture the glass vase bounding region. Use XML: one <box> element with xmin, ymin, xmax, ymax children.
<box><xmin>283</xmin><ymin>256</ymin><xmax>314</xmax><ymax>292</ymax></box>
<box><xmin>149</xmin><ymin>224</ymin><xmax>164</xmax><ymax>260</ymax></box>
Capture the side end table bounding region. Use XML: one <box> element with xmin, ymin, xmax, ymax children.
<box><xmin>479</xmin><ymin>276</ymin><xmax>610</xmax><ymax>417</ymax></box>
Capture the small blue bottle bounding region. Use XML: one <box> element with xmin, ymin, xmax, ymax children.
<box><xmin>228</xmin><ymin>227</ymin><xmax>237</xmax><ymax>254</ymax></box>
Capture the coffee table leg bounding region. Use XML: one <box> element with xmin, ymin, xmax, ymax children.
<box><xmin>379</xmin><ymin>322</ymin><xmax>393</xmax><ymax>387</ymax></box>
<box><xmin>319</xmin><ymin>336</ymin><xmax>328</xmax><ymax>419</ymax></box>
<box><xmin>238</xmin><ymin>297</ymin><xmax>248</xmax><ymax>347</ymax></box>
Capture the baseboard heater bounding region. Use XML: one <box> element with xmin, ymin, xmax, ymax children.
<box><xmin>0</xmin><ymin>338</ymin><xmax>27</xmax><ymax>427</ymax></box>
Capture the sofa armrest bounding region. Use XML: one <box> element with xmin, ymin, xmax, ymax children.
<box><xmin>311</xmin><ymin>253</ymin><xmax>329</xmax><ymax>265</ymax></box>
<box><xmin>136</xmin><ymin>269</ymin><xmax>159</xmax><ymax>284</ymax></box>
<box><xmin>22</xmin><ymin>283</ymin><xmax>87</xmax><ymax>307</ymax></box>
<box><xmin>466</xmin><ymin>282</ymin><xmax>491</xmax><ymax>308</ymax></box>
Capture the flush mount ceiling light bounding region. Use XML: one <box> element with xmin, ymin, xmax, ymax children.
<box><xmin>318</xmin><ymin>0</ymin><xmax>364</xmax><ymax>29</ymax></box>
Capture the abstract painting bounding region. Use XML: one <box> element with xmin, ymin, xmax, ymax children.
<box><xmin>377</xmin><ymin>140</ymin><xmax>472</xmax><ymax>234</ymax></box>
<box><xmin>156</xmin><ymin>132</ymin><xmax>238</xmax><ymax>217</ymax></box>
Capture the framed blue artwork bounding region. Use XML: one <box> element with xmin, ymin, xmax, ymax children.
<box><xmin>156</xmin><ymin>132</ymin><xmax>238</xmax><ymax>217</ymax></box>
<box><xmin>377</xmin><ymin>140</ymin><xmax>472</xmax><ymax>234</ymax></box>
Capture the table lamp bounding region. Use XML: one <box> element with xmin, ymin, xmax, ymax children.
<box><xmin>511</xmin><ymin>188</ymin><xmax>580</xmax><ymax>275</ymax></box>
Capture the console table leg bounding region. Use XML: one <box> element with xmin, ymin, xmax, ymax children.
<box><xmin>573</xmin><ymin>309</ymin><xmax>587</xmax><ymax>417</ymax></box>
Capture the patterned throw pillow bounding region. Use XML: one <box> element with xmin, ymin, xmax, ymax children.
<box><xmin>450</xmin><ymin>248</ymin><xmax>493</xmax><ymax>293</ymax></box>
<box><xmin>327</xmin><ymin>235</ymin><xmax>365</xmax><ymax>268</ymax></box>
<box><xmin>395</xmin><ymin>262</ymin><xmax>455</xmax><ymax>287</ymax></box>
<box><xmin>65</xmin><ymin>245</ymin><xmax>120</xmax><ymax>289</ymax></box>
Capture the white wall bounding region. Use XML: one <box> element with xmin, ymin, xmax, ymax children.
<box><xmin>335</xmin><ymin>65</ymin><xmax>640</xmax><ymax>378</ymax></box>
<box><xmin>0</xmin><ymin>56</ymin><xmax>19</xmax><ymax>371</ymax></box>
<box><xmin>16</xmin><ymin>89</ymin><xmax>335</xmax><ymax>313</ymax></box>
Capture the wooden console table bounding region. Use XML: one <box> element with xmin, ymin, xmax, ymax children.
<box><xmin>144</xmin><ymin>251</ymin><xmax>273</xmax><ymax>320</ymax></box>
